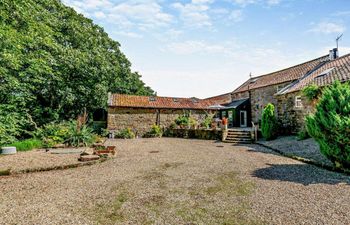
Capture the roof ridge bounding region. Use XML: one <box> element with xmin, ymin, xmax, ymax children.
<box><xmin>250</xmin><ymin>54</ymin><xmax>329</xmax><ymax>79</ymax></box>
<box><xmin>114</xmin><ymin>93</ymin><xmax>203</xmax><ymax>100</ymax></box>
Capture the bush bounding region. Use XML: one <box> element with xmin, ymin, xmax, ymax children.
<box><xmin>115</xmin><ymin>128</ymin><xmax>135</xmax><ymax>139</ymax></box>
<box><xmin>65</xmin><ymin>121</ymin><xmax>95</xmax><ymax>147</ymax></box>
<box><xmin>0</xmin><ymin>105</ymin><xmax>26</xmax><ymax>146</ymax></box>
<box><xmin>306</xmin><ymin>81</ymin><xmax>350</xmax><ymax>168</ymax></box>
<box><xmin>261</xmin><ymin>103</ymin><xmax>277</xmax><ymax>140</ymax></box>
<box><xmin>175</xmin><ymin>115</ymin><xmax>189</xmax><ymax>127</ymax></box>
<box><xmin>35</xmin><ymin>122</ymin><xmax>70</xmax><ymax>147</ymax></box>
<box><xmin>143</xmin><ymin>124</ymin><xmax>162</xmax><ymax>138</ymax></box>
<box><xmin>169</xmin><ymin>122</ymin><xmax>177</xmax><ymax>129</ymax></box>
<box><xmin>9</xmin><ymin>139</ymin><xmax>43</xmax><ymax>151</ymax></box>
<box><xmin>201</xmin><ymin>114</ymin><xmax>213</xmax><ymax>129</ymax></box>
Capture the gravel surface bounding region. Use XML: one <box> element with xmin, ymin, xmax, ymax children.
<box><xmin>0</xmin><ymin>148</ymin><xmax>90</xmax><ymax>174</ymax></box>
<box><xmin>258</xmin><ymin>136</ymin><xmax>333</xmax><ymax>167</ymax></box>
<box><xmin>0</xmin><ymin>138</ymin><xmax>349</xmax><ymax>225</ymax></box>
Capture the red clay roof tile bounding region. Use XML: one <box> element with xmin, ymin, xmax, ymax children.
<box><xmin>109</xmin><ymin>94</ymin><xmax>219</xmax><ymax>110</ymax></box>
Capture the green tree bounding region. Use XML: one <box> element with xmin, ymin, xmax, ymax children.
<box><xmin>261</xmin><ymin>103</ymin><xmax>277</xmax><ymax>140</ymax></box>
<box><xmin>306</xmin><ymin>81</ymin><xmax>350</xmax><ymax>168</ymax></box>
<box><xmin>0</xmin><ymin>0</ymin><xmax>154</xmax><ymax>128</ymax></box>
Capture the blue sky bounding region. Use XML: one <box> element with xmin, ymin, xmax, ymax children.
<box><xmin>63</xmin><ymin>0</ymin><xmax>350</xmax><ymax>98</ymax></box>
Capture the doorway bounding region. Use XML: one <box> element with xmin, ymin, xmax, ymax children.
<box><xmin>240</xmin><ymin>111</ymin><xmax>247</xmax><ymax>127</ymax></box>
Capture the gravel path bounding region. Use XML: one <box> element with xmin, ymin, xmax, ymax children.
<box><xmin>257</xmin><ymin>136</ymin><xmax>333</xmax><ymax>167</ymax></box>
<box><xmin>0</xmin><ymin>148</ymin><xmax>90</xmax><ymax>174</ymax></box>
<box><xmin>0</xmin><ymin>138</ymin><xmax>349</xmax><ymax>225</ymax></box>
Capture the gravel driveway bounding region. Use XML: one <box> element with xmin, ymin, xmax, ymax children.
<box><xmin>0</xmin><ymin>138</ymin><xmax>349</xmax><ymax>225</ymax></box>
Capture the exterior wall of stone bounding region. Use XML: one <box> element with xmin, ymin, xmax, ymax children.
<box><xmin>249</xmin><ymin>82</ymin><xmax>291</xmax><ymax>124</ymax></box>
<box><xmin>276</xmin><ymin>91</ymin><xmax>314</xmax><ymax>134</ymax></box>
<box><xmin>231</xmin><ymin>91</ymin><xmax>249</xmax><ymax>100</ymax></box>
<box><xmin>107</xmin><ymin>107</ymin><xmax>210</xmax><ymax>137</ymax></box>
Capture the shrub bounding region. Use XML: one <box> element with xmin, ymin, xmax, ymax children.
<box><xmin>143</xmin><ymin>124</ymin><xmax>162</xmax><ymax>138</ymax></box>
<box><xmin>65</xmin><ymin>121</ymin><xmax>95</xmax><ymax>147</ymax></box>
<box><xmin>201</xmin><ymin>114</ymin><xmax>214</xmax><ymax>129</ymax></box>
<box><xmin>169</xmin><ymin>122</ymin><xmax>177</xmax><ymax>129</ymax></box>
<box><xmin>35</xmin><ymin>122</ymin><xmax>70</xmax><ymax>147</ymax></box>
<box><xmin>9</xmin><ymin>139</ymin><xmax>43</xmax><ymax>151</ymax></box>
<box><xmin>261</xmin><ymin>103</ymin><xmax>277</xmax><ymax>140</ymax></box>
<box><xmin>0</xmin><ymin>105</ymin><xmax>26</xmax><ymax>146</ymax></box>
<box><xmin>115</xmin><ymin>128</ymin><xmax>135</xmax><ymax>139</ymax></box>
<box><xmin>306</xmin><ymin>81</ymin><xmax>350</xmax><ymax>168</ymax></box>
<box><xmin>175</xmin><ymin>115</ymin><xmax>189</xmax><ymax>127</ymax></box>
<box><xmin>302</xmin><ymin>84</ymin><xmax>321</xmax><ymax>101</ymax></box>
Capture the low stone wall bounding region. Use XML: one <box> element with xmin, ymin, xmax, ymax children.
<box><xmin>163</xmin><ymin>128</ymin><xmax>223</xmax><ymax>140</ymax></box>
<box><xmin>108</xmin><ymin>107</ymin><xmax>211</xmax><ymax>137</ymax></box>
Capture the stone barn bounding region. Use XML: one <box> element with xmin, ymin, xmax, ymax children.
<box><xmin>107</xmin><ymin>94</ymin><xmax>220</xmax><ymax>136</ymax></box>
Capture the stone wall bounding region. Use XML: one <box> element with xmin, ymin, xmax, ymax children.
<box><xmin>231</xmin><ymin>91</ymin><xmax>249</xmax><ymax>101</ymax></box>
<box><xmin>276</xmin><ymin>91</ymin><xmax>314</xmax><ymax>134</ymax></box>
<box><xmin>249</xmin><ymin>82</ymin><xmax>291</xmax><ymax>124</ymax></box>
<box><xmin>107</xmin><ymin>107</ymin><xmax>209</xmax><ymax>137</ymax></box>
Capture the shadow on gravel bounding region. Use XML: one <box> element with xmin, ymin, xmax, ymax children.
<box><xmin>252</xmin><ymin>163</ymin><xmax>350</xmax><ymax>186</ymax></box>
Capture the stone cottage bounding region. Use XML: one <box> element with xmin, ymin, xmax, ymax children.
<box><xmin>107</xmin><ymin>94</ymin><xmax>220</xmax><ymax>136</ymax></box>
<box><xmin>275</xmin><ymin>52</ymin><xmax>350</xmax><ymax>133</ymax></box>
<box><xmin>230</xmin><ymin>54</ymin><xmax>330</xmax><ymax>125</ymax></box>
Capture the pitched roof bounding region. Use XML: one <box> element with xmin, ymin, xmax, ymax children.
<box><xmin>204</xmin><ymin>92</ymin><xmax>232</xmax><ymax>104</ymax></box>
<box><xmin>109</xmin><ymin>94</ymin><xmax>218</xmax><ymax>110</ymax></box>
<box><xmin>232</xmin><ymin>55</ymin><xmax>329</xmax><ymax>93</ymax></box>
<box><xmin>222</xmin><ymin>98</ymin><xmax>249</xmax><ymax>109</ymax></box>
<box><xmin>278</xmin><ymin>53</ymin><xmax>350</xmax><ymax>94</ymax></box>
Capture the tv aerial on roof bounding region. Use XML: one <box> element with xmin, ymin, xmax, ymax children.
<box><xmin>336</xmin><ymin>33</ymin><xmax>343</xmax><ymax>50</ymax></box>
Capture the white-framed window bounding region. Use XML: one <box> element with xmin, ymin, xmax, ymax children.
<box><xmin>295</xmin><ymin>96</ymin><xmax>303</xmax><ymax>108</ymax></box>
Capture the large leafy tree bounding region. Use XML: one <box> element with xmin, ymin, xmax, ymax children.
<box><xmin>0</xmin><ymin>0</ymin><xmax>153</xmax><ymax>127</ymax></box>
<box><xmin>306</xmin><ymin>81</ymin><xmax>350</xmax><ymax>169</ymax></box>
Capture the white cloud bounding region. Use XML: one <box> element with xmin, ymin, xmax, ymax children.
<box><xmin>172</xmin><ymin>0</ymin><xmax>213</xmax><ymax>28</ymax></box>
<box><xmin>113</xmin><ymin>31</ymin><xmax>143</xmax><ymax>39</ymax></box>
<box><xmin>229</xmin><ymin>10</ymin><xmax>243</xmax><ymax>22</ymax></box>
<box><xmin>309</xmin><ymin>22</ymin><xmax>346</xmax><ymax>34</ymax></box>
<box><xmin>63</xmin><ymin>0</ymin><xmax>173</xmax><ymax>30</ymax></box>
<box><xmin>165</xmin><ymin>40</ymin><xmax>232</xmax><ymax>55</ymax></box>
<box><xmin>231</xmin><ymin>0</ymin><xmax>281</xmax><ymax>7</ymax></box>
<box><xmin>267</xmin><ymin>0</ymin><xmax>281</xmax><ymax>5</ymax></box>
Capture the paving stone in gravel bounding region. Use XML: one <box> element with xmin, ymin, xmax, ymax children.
<box><xmin>0</xmin><ymin>138</ymin><xmax>349</xmax><ymax>225</ymax></box>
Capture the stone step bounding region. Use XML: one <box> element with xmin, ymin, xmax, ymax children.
<box><xmin>227</xmin><ymin>131</ymin><xmax>251</xmax><ymax>135</ymax></box>
<box><xmin>227</xmin><ymin>134</ymin><xmax>251</xmax><ymax>138</ymax></box>
<box><xmin>223</xmin><ymin>140</ymin><xmax>252</xmax><ymax>144</ymax></box>
<box><xmin>226</xmin><ymin>137</ymin><xmax>252</xmax><ymax>141</ymax></box>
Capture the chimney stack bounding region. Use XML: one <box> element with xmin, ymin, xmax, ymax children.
<box><xmin>329</xmin><ymin>48</ymin><xmax>339</xmax><ymax>60</ymax></box>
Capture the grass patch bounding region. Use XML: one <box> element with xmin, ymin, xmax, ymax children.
<box><xmin>205</xmin><ymin>172</ymin><xmax>255</xmax><ymax>197</ymax></box>
<box><xmin>5</xmin><ymin>139</ymin><xmax>43</xmax><ymax>151</ymax></box>
<box><xmin>95</xmin><ymin>190</ymin><xmax>130</xmax><ymax>224</ymax></box>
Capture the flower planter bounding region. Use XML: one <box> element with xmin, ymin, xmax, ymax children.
<box><xmin>1</xmin><ymin>147</ymin><xmax>17</xmax><ymax>155</ymax></box>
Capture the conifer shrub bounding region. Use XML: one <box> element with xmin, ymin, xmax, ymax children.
<box><xmin>302</xmin><ymin>84</ymin><xmax>321</xmax><ymax>101</ymax></box>
<box><xmin>261</xmin><ymin>103</ymin><xmax>277</xmax><ymax>140</ymax></box>
<box><xmin>306</xmin><ymin>81</ymin><xmax>350</xmax><ymax>168</ymax></box>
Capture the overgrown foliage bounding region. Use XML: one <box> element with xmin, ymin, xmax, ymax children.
<box><xmin>35</xmin><ymin>120</ymin><xmax>95</xmax><ymax>147</ymax></box>
<box><xmin>115</xmin><ymin>128</ymin><xmax>135</xmax><ymax>139</ymax></box>
<box><xmin>175</xmin><ymin>114</ymin><xmax>197</xmax><ymax>128</ymax></box>
<box><xmin>302</xmin><ymin>84</ymin><xmax>321</xmax><ymax>101</ymax></box>
<box><xmin>143</xmin><ymin>124</ymin><xmax>162</xmax><ymax>138</ymax></box>
<box><xmin>306</xmin><ymin>81</ymin><xmax>350</xmax><ymax>168</ymax></box>
<box><xmin>0</xmin><ymin>0</ymin><xmax>153</xmax><ymax>134</ymax></box>
<box><xmin>261</xmin><ymin>103</ymin><xmax>277</xmax><ymax>140</ymax></box>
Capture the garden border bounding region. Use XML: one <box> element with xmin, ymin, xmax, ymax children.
<box><xmin>0</xmin><ymin>157</ymin><xmax>108</xmax><ymax>177</ymax></box>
